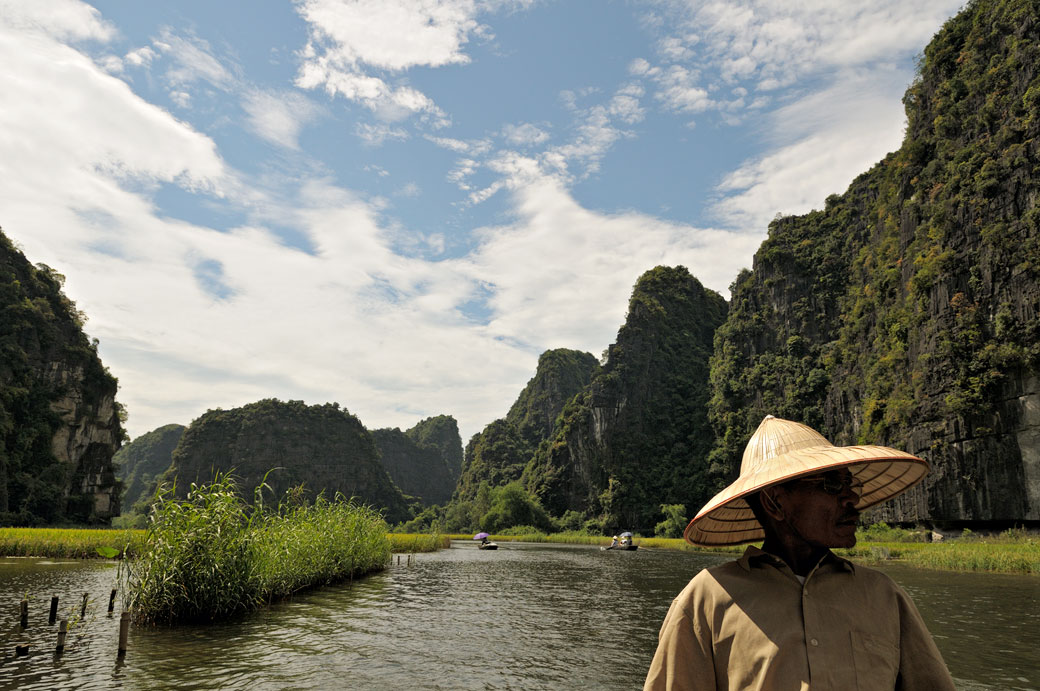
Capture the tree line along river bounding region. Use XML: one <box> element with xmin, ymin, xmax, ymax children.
<box><xmin>0</xmin><ymin>541</ymin><xmax>1037</xmax><ymax>690</ymax></box>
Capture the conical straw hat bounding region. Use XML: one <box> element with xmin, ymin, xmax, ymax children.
<box><xmin>684</xmin><ymin>415</ymin><xmax>929</xmax><ymax>546</ymax></box>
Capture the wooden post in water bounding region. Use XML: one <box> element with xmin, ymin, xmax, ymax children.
<box><xmin>108</xmin><ymin>589</ymin><xmax>117</xmax><ymax>614</ymax></box>
<box><xmin>80</xmin><ymin>593</ymin><xmax>88</xmax><ymax>619</ymax></box>
<box><xmin>20</xmin><ymin>599</ymin><xmax>28</xmax><ymax>629</ymax></box>
<box><xmin>15</xmin><ymin>643</ymin><xmax>29</xmax><ymax>657</ymax></box>
<box><xmin>117</xmin><ymin>611</ymin><xmax>130</xmax><ymax>658</ymax></box>
<box><xmin>56</xmin><ymin>619</ymin><xmax>68</xmax><ymax>654</ymax></box>
<box><xmin>49</xmin><ymin>596</ymin><xmax>59</xmax><ymax>625</ymax></box>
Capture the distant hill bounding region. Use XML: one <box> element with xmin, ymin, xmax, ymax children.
<box><xmin>454</xmin><ymin>348</ymin><xmax>600</xmax><ymax>503</ymax></box>
<box><xmin>406</xmin><ymin>414</ymin><xmax>464</xmax><ymax>478</ymax></box>
<box><xmin>164</xmin><ymin>399</ymin><xmax>410</xmax><ymax>523</ymax></box>
<box><xmin>371</xmin><ymin>415</ymin><xmax>461</xmax><ymax>505</ymax></box>
<box><xmin>0</xmin><ymin>227</ymin><xmax>123</xmax><ymax>525</ymax></box>
<box><xmin>524</xmin><ymin>266</ymin><xmax>727</xmax><ymax>532</ymax></box>
<box><xmin>707</xmin><ymin>0</ymin><xmax>1040</xmax><ymax>526</ymax></box>
<box><xmin>114</xmin><ymin>424</ymin><xmax>185</xmax><ymax>512</ymax></box>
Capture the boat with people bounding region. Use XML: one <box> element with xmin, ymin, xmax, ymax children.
<box><xmin>602</xmin><ymin>532</ymin><xmax>638</xmax><ymax>550</ymax></box>
<box><xmin>473</xmin><ymin>531</ymin><xmax>498</xmax><ymax>550</ymax></box>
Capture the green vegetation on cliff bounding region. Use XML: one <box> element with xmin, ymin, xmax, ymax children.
<box><xmin>163</xmin><ymin>399</ymin><xmax>410</xmax><ymax>524</ymax></box>
<box><xmin>524</xmin><ymin>266</ymin><xmax>728</xmax><ymax>533</ymax></box>
<box><xmin>114</xmin><ymin>423</ymin><xmax>185</xmax><ymax>516</ymax></box>
<box><xmin>453</xmin><ymin>348</ymin><xmax>599</xmax><ymax>504</ymax></box>
<box><xmin>371</xmin><ymin>415</ymin><xmax>460</xmax><ymax>506</ymax></box>
<box><xmin>0</xmin><ymin>228</ymin><xmax>124</xmax><ymax>525</ymax></box>
<box><xmin>708</xmin><ymin>0</ymin><xmax>1040</xmax><ymax>524</ymax></box>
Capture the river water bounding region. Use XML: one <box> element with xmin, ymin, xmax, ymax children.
<box><xmin>0</xmin><ymin>542</ymin><xmax>1036</xmax><ymax>690</ymax></box>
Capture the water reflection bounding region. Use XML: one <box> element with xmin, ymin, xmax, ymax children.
<box><xmin>0</xmin><ymin>545</ymin><xmax>1036</xmax><ymax>690</ymax></box>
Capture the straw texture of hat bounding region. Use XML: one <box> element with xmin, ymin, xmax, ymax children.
<box><xmin>683</xmin><ymin>415</ymin><xmax>929</xmax><ymax>546</ymax></box>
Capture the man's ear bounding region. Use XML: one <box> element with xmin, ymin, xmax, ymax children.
<box><xmin>760</xmin><ymin>487</ymin><xmax>785</xmax><ymax>521</ymax></box>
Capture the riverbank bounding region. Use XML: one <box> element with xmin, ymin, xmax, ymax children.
<box><xmin>446</xmin><ymin>532</ymin><xmax>1039</xmax><ymax>574</ymax></box>
<box><xmin>0</xmin><ymin>528</ymin><xmax>447</xmax><ymax>560</ymax></box>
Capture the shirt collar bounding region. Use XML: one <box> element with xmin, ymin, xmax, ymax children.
<box><xmin>736</xmin><ymin>544</ymin><xmax>856</xmax><ymax>575</ymax></box>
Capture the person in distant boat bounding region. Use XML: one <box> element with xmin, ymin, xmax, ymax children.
<box><xmin>644</xmin><ymin>415</ymin><xmax>956</xmax><ymax>691</ymax></box>
<box><xmin>609</xmin><ymin>535</ymin><xmax>619</xmax><ymax>549</ymax></box>
<box><xmin>480</xmin><ymin>536</ymin><xmax>489</xmax><ymax>546</ymax></box>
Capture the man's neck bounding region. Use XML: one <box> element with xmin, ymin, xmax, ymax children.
<box><xmin>761</xmin><ymin>538</ymin><xmax>829</xmax><ymax>577</ymax></box>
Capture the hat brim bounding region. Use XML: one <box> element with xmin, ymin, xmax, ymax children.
<box><xmin>684</xmin><ymin>444</ymin><xmax>928</xmax><ymax>547</ymax></box>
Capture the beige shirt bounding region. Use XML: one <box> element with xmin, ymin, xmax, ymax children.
<box><xmin>644</xmin><ymin>546</ymin><xmax>956</xmax><ymax>691</ymax></box>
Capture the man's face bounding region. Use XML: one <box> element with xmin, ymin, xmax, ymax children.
<box><xmin>775</xmin><ymin>470</ymin><xmax>862</xmax><ymax>549</ymax></box>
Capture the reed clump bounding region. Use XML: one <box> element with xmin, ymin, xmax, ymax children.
<box><xmin>387</xmin><ymin>533</ymin><xmax>450</xmax><ymax>552</ymax></box>
<box><xmin>124</xmin><ymin>474</ymin><xmax>392</xmax><ymax>625</ymax></box>
<box><xmin>0</xmin><ymin>527</ymin><xmax>145</xmax><ymax>559</ymax></box>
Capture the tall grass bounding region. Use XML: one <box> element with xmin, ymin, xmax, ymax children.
<box><xmin>387</xmin><ymin>533</ymin><xmax>450</xmax><ymax>552</ymax></box>
<box><xmin>0</xmin><ymin>527</ymin><xmax>145</xmax><ymax>558</ymax></box>
<box><xmin>124</xmin><ymin>474</ymin><xmax>393</xmax><ymax>625</ymax></box>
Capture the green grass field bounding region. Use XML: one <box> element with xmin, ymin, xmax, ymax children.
<box><xmin>3</xmin><ymin>527</ymin><xmax>1035</xmax><ymax>574</ymax></box>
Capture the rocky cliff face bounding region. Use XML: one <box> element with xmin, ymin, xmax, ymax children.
<box><xmin>371</xmin><ymin>415</ymin><xmax>460</xmax><ymax>506</ymax></box>
<box><xmin>114</xmin><ymin>423</ymin><xmax>185</xmax><ymax>512</ymax></box>
<box><xmin>0</xmin><ymin>227</ymin><xmax>123</xmax><ymax>524</ymax></box>
<box><xmin>165</xmin><ymin>399</ymin><xmax>410</xmax><ymax>523</ymax></box>
<box><xmin>454</xmin><ymin>349</ymin><xmax>599</xmax><ymax>502</ymax></box>
<box><xmin>524</xmin><ymin>266</ymin><xmax>727</xmax><ymax>532</ymax></box>
<box><xmin>709</xmin><ymin>0</ymin><xmax>1040</xmax><ymax>526</ymax></box>
<box><xmin>405</xmin><ymin>415</ymin><xmax>463</xmax><ymax>479</ymax></box>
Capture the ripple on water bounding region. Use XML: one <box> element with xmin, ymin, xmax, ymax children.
<box><xmin>1</xmin><ymin>548</ymin><xmax>1036</xmax><ymax>690</ymax></box>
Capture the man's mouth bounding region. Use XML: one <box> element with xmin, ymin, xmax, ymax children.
<box><xmin>837</xmin><ymin>514</ymin><xmax>860</xmax><ymax>527</ymax></box>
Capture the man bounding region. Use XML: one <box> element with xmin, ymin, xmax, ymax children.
<box><xmin>644</xmin><ymin>415</ymin><xmax>956</xmax><ymax>690</ymax></box>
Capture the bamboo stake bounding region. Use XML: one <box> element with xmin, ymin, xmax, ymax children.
<box><xmin>108</xmin><ymin>589</ymin><xmax>117</xmax><ymax>615</ymax></box>
<box><xmin>20</xmin><ymin>599</ymin><xmax>28</xmax><ymax>629</ymax></box>
<box><xmin>49</xmin><ymin>596</ymin><xmax>59</xmax><ymax>625</ymax></box>
<box><xmin>80</xmin><ymin>593</ymin><xmax>88</xmax><ymax>619</ymax></box>
<box><xmin>117</xmin><ymin>611</ymin><xmax>130</xmax><ymax>658</ymax></box>
<box><xmin>56</xmin><ymin>619</ymin><xmax>68</xmax><ymax>654</ymax></box>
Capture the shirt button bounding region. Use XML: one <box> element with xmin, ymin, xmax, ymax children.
<box><xmin>810</xmin><ymin>638</ymin><xmax>819</xmax><ymax>647</ymax></box>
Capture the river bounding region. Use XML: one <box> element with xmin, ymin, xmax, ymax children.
<box><xmin>0</xmin><ymin>542</ymin><xmax>1036</xmax><ymax>690</ymax></box>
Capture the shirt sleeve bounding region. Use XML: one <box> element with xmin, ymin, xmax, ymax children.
<box><xmin>894</xmin><ymin>585</ymin><xmax>957</xmax><ymax>691</ymax></box>
<box><xmin>644</xmin><ymin>592</ymin><xmax>717</xmax><ymax>691</ymax></box>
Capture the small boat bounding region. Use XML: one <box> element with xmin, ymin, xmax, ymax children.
<box><xmin>478</xmin><ymin>541</ymin><xmax>499</xmax><ymax>550</ymax></box>
<box><xmin>601</xmin><ymin>544</ymin><xmax>638</xmax><ymax>551</ymax></box>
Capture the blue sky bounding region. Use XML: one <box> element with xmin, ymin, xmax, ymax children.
<box><xmin>0</xmin><ymin>0</ymin><xmax>964</xmax><ymax>442</ymax></box>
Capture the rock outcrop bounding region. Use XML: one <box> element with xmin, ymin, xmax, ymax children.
<box><xmin>114</xmin><ymin>423</ymin><xmax>185</xmax><ymax>512</ymax></box>
<box><xmin>371</xmin><ymin>415</ymin><xmax>461</xmax><ymax>506</ymax></box>
<box><xmin>0</xmin><ymin>227</ymin><xmax>123</xmax><ymax>524</ymax></box>
<box><xmin>524</xmin><ymin>266</ymin><xmax>727</xmax><ymax>532</ymax></box>
<box><xmin>165</xmin><ymin>399</ymin><xmax>410</xmax><ymax>523</ymax></box>
<box><xmin>454</xmin><ymin>348</ymin><xmax>599</xmax><ymax>503</ymax></box>
<box><xmin>708</xmin><ymin>0</ymin><xmax>1040</xmax><ymax>526</ymax></box>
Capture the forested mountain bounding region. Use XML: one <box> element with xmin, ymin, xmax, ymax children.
<box><xmin>708</xmin><ymin>0</ymin><xmax>1040</xmax><ymax>526</ymax></box>
<box><xmin>114</xmin><ymin>423</ymin><xmax>185</xmax><ymax>512</ymax></box>
<box><xmin>405</xmin><ymin>415</ymin><xmax>464</xmax><ymax>479</ymax></box>
<box><xmin>0</xmin><ymin>227</ymin><xmax>123</xmax><ymax>525</ymax></box>
<box><xmin>523</xmin><ymin>266</ymin><xmax>727</xmax><ymax>532</ymax></box>
<box><xmin>371</xmin><ymin>415</ymin><xmax>461</xmax><ymax>506</ymax></box>
<box><xmin>453</xmin><ymin>348</ymin><xmax>600</xmax><ymax>503</ymax></box>
<box><xmin>163</xmin><ymin>399</ymin><xmax>410</xmax><ymax>523</ymax></box>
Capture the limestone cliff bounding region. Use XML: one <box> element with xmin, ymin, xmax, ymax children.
<box><xmin>523</xmin><ymin>266</ymin><xmax>727</xmax><ymax>532</ymax></box>
<box><xmin>165</xmin><ymin>399</ymin><xmax>410</xmax><ymax>523</ymax></box>
<box><xmin>0</xmin><ymin>227</ymin><xmax>123</xmax><ymax>524</ymax></box>
<box><xmin>114</xmin><ymin>423</ymin><xmax>185</xmax><ymax>512</ymax></box>
<box><xmin>708</xmin><ymin>0</ymin><xmax>1040</xmax><ymax>526</ymax></box>
<box><xmin>371</xmin><ymin>415</ymin><xmax>460</xmax><ymax>506</ymax></box>
<box><xmin>454</xmin><ymin>349</ymin><xmax>599</xmax><ymax>502</ymax></box>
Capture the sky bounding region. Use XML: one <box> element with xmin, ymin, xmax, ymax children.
<box><xmin>0</xmin><ymin>0</ymin><xmax>965</xmax><ymax>443</ymax></box>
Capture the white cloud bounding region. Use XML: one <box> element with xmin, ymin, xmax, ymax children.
<box><xmin>243</xmin><ymin>89</ymin><xmax>324</xmax><ymax>149</ymax></box>
<box><xmin>0</xmin><ymin>0</ymin><xmax>114</xmax><ymax>42</ymax></box>
<box><xmin>355</xmin><ymin>121</ymin><xmax>409</xmax><ymax>145</ymax></box>
<box><xmin>465</xmin><ymin>175</ymin><xmax>761</xmax><ymax>349</ymax></box>
<box><xmin>502</xmin><ymin>122</ymin><xmax>550</xmax><ymax>146</ymax></box>
<box><xmin>295</xmin><ymin>0</ymin><xmax>485</xmax><ymax>122</ymax></box>
<box><xmin>711</xmin><ymin>69</ymin><xmax>909</xmax><ymax>230</ymax></box>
